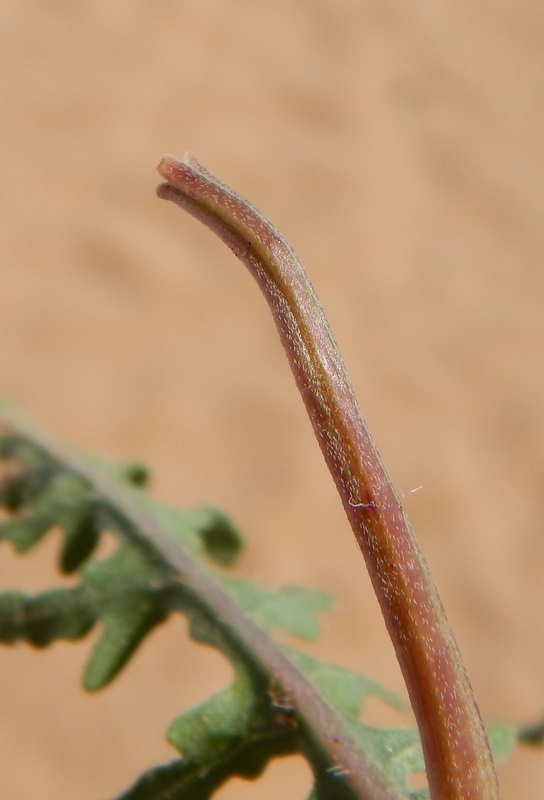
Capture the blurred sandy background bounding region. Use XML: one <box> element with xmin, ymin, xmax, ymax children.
<box><xmin>1</xmin><ymin>2</ymin><xmax>544</xmax><ymax>798</ymax></box>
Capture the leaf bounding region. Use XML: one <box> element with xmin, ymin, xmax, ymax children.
<box><xmin>59</xmin><ymin>506</ymin><xmax>100</xmax><ymax>573</ymax></box>
<box><xmin>0</xmin><ymin>414</ymin><xmax>519</xmax><ymax>800</ymax></box>
<box><xmin>283</xmin><ymin>646</ymin><xmax>405</xmax><ymax>717</ymax></box>
<box><xmin>187</xmin><ymin>505</ymin><xmax>244</xmax><ymax>567</ymax></box>
<box><xmin>0</xmin><ymin>513</ymin><xmax>54</xmax><ymax>553</ymax></box>
<box><xmin>119</xmin><ymin>670</ymin><xmax>299</xmax><ymax>800</ymax></box>
<box><xmin>81</xmin><ymin>545</ymin><xmax>173</xmax><ymax>691</ymax></box>
<box><xmin>166</xmin><ymin>673</ymin><xmax>258</xmax><ymax>762</ymax></box>
<box><xmin>83</xmin><ymin>591</ymin><xmax>169</xmax><ymax>691</ymax></box>
<box><xmin>117</xmin><ymin>731</ymin><xmax>299</xmax><ymax>800</ymax></box>
<box><xmin>486</xmin><ymin>722</ymin><xmax>518</xmax><ymax>763</ymax></box>
<box><xmin>80</xmin><ymin>452</ymin><xmax>151</xmax><ymax>488</ymax></box>
<box><xmin>147</xmin><ymin>502</ymin><xmax>244</xmax><ymax>567</ymax></box>
<box><xmin>219</xmin><ymin>576</ymin><xmax>332</xmax><ymax>640</ymax></box>
<box><xmin>0</xmin><ymin>463</ymin><xmax>56</xmax><ymax>511</ymax></box>
<box><xmin>0</xmin><ymin>587</ymin><xmax>96</xmax><ymax>646</ymax></box>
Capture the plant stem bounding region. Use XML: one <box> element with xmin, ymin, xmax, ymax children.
<box><xmin>157</xmin><ymin>153</ymin><xmax>500</xmax><ymax>800</ymax></box>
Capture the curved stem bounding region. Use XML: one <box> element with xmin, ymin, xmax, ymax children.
<box><xmin>157</xmin><ymin>153</ymin><xmax>500</xmax><ymax>800</ymax></box>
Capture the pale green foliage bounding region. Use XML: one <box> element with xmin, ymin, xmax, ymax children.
<box><xmin>0</xmin><ymin>420</ymin><xmax>518</xmax><ymax>800</ymax></box>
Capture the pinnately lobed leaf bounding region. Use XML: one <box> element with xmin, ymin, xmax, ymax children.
<box><xmin>0</xmin><ymin>396</ymin><xmax>519</xmax><ymax>799</ymax></box>
<box><xmin>157</xmin><ymin>154</ymin><xmax>500</xmax><ymax>800</ymax></box>
<box><xmin>0</xmin><ymin>421</ymin><xmax>407</xmax><ymax>799</ymax></box>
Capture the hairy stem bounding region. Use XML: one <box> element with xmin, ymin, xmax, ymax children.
<box><xmin>157</xmin><ymin>153</ymin><xmax>500</xmax><ymax>800</ymax></box>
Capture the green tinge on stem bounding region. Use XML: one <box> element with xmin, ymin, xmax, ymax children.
<box><xmin>157</xmin><ymin>153</ymin><xmax>500</xmax><ymax>800</ymax></box>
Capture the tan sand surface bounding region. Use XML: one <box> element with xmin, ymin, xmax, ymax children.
<box><xmin>1</xmin><ymin>2</ymin><xmax>544</xmax><ymax>797</ymax></box>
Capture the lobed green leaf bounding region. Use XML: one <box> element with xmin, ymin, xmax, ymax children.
<box><xmin>0</xmin><ymin>419</ymin><xmax>521</xmax><ymax>800</ymax></box>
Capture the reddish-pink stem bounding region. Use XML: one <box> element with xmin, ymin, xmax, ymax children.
<box><xmin>157</xmin><ymin>153</ymin><xmax>500</xmax><ymax>800</ymax></box>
